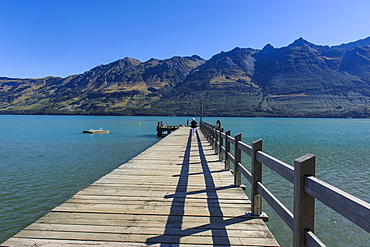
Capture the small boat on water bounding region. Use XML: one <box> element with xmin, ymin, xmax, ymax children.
<box><xmin>83</xmin><ymin>128</ymin><xmax>110</xmax><ymax>134</ymax></box>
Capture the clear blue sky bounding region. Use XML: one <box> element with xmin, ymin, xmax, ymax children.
<box><xmin>1</xmin><ymin>0</ymin><xmax>369</xmax><ymax>78</ymax></box>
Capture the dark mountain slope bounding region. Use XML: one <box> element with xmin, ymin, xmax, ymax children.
<box><xmin>58</xmin><ymin>57</ymin><xmax>141</xmax><ymax>93</ymax></box>
<box><xmin>250</xmin><ymin>38</ymin><xmax>370</xmax><ymax>117</ymax></box>
<box><xmin>1</xmin><ymin>37</ymin><xmax>370</xmax><ymax>117</ymax></box>
<box><xmin>177</xmin><ymin>47</ymin><xmax>258</xmax><ymax>91</ymax></box>
<box><xmin>153</xmin><ymin>47</ymin><xmax>263</xmax><ymax>117</ymax></box>
<box><xmin>340</xmin><ymin>47</ymin><xmax>370</xmax><ymax>85</ymax></box>
<box><xmin>0</xmin><ymin>56</ymin><xmax>205</xmax><ymax>114</ymax></box>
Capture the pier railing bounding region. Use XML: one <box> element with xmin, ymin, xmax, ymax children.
<box><xmin>200</xmin><ymin>121</ymin><xmax>370</xmax><ymax>247</ymax></box>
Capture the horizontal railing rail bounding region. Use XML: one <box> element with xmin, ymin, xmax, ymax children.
<box><xmin>305</xmin><ymin>176</ymin><xmax>370</xmax><ymax>233</ymax></box>
<box><xmin>199</xmin><ymin>121</ymin><xmax>370</xmax><ymax>247</ymax></box>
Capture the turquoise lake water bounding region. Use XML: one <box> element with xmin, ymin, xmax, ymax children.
<box><xmin>0</xmin><ymin>115</ymin><xmax>369</xmax><ymax>246</ymax></box>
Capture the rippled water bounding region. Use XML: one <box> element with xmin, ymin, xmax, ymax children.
<box><xmin>0</xmin><ymin>115</ymin><xmax>369</xmax><ymax>246</ymax></box>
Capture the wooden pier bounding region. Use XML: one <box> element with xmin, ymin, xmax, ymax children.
<box><xmin>156</xmin><ymin>121</ymin><xmax>181</xmax><ymax>136</ymax></box>
<box><xmin>2</xmin><ymin>127</ymin><xmax>279</xmax><ymax>246</ymax></box>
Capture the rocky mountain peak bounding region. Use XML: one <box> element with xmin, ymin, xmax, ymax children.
<box><xmin>261</xmin><ymin>43</ymin><xmax>275</xmax><ymax>53</ymax></box>
<box><xmin>210</xmin><ymin>47</ymin><xmax>257</xmax><ymax>62</ymax></box>
<box><xmin>111</xmin><ymin>57</ymin><xmax>141</xmax><ymax>69</ymax></box>
<box><xmin>88</xmin><ymin>57</ymin><xmax>141</xmax><ymax>75</ymax></box>
<box><xmin>188</xmin><ymin>55</ymin><xmax>204</xmax><ymax>60</ymax></box>
<box><xmin>289</xmin><ymin>37</ymin><xmax>316</xmax><ymax>48</ymax></box>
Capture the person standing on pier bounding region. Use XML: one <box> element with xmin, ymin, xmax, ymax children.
<box><xmin>190</xmin><ymin>118</ymin><xmax>197</xmax><ymax>135</ymax></box>
<box><xmin>216</xmin><ymin>119</ymin><xmax>221</xmax><ymax>129</ymax></box>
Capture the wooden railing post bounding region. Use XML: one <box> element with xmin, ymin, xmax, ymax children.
<box><xmin>251</xmin><ymin>139</ymin><xmax>263</xmax><ymax>216</ymax></box>
<box><xmin>209</xmin><ymin>125</ymin><xmax>212</xmax><ymax>141</ymax></box>
<box><xmin>219</xmin><ymin>128</ymin><xmax>224</xmax><ymax>161</ymax></box>
<box><xmin>234</xmin><ymin>133</ymin><xmax>242</xmax><ymax>187</ymax></box>
<box><xmin>294</xmin><ymin>154</ymin><xmax>316</xmax><ymax>247</ymax></box>
<box><xmin>225</xmin><ymin>130</ymin><xmax>231</xmax><ymax>170</ymax></box>
<box><xmin>214</xmin><ymin>127</ymin><xmax>218</xmax><ymax>154</ymax></box>
<box><xmin>208</xmin><ymin>124</ymin><xmax>210</xmax><ymax>138</ymax></box>
<box><xmin>210</xmin><ymin>126</ymin><xmax>214</xmax><ymax>148</ymax></box>
<box><xmin>204</xmin><ymin>123</ymin><xmax>208</xmax><ymax>140</ymax></box>
<box><xmin>206</xmin><ymin>124</ymin><xmax>210</xmax><ymax>140</ymax></box>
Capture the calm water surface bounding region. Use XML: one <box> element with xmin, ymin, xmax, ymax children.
<box><xmin>0</xmin><ymin>115</ymin><xmax>369</xmax><ymax>246</ymax></box>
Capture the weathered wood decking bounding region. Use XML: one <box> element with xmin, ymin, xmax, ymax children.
<box><xmin>2</xmin><ymin>127</ymin><xmax>279</xmax><ymax>246</ymax></box>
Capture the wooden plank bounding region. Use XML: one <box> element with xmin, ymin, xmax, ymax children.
<box><xmin>34</xmin><ymin>213</ymin><xmax>268</xmax><ymax>230</ymax></box>
<box><xmin>238</xmin><ymin>141</ymin><xmax>252</xmax><ymax>156</ymax></box>
<box><xmin>65</xmin><ymin>197</ymin><xmax>252</xmax><ymax>207</ymax></box>
<box><xmin>24</xmin><ymin>224</ymin><xmax>274</xmax><ymax>238</ymax></box>
<box><xmin>2</xmin><ymin>127</ymin><xmax>279</xmax><ymax>247</ymax></box>
<box><xmin>305</xmin><ymin>176</ymin><xmax>370</xmax><ymax>233</ymax></box>
<box><xmin>10</xmin><ymin>231</ymin><xmax>278</xmax><ymax>246</ymax></box>
<box><xmin>256</xmin><ymin>151</ymin><xmax>294</xmax><ymax>183</ymax></box>
<box><xmin>257</xmin><ymin>181</ymin><xmax>294</xmax><ymax>230</ymax></box>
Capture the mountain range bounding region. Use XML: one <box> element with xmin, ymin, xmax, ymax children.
<box><xmin>1</xmin><ymin>37</ymin><xmax>370</xmax><ymax>118</ymax></box>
